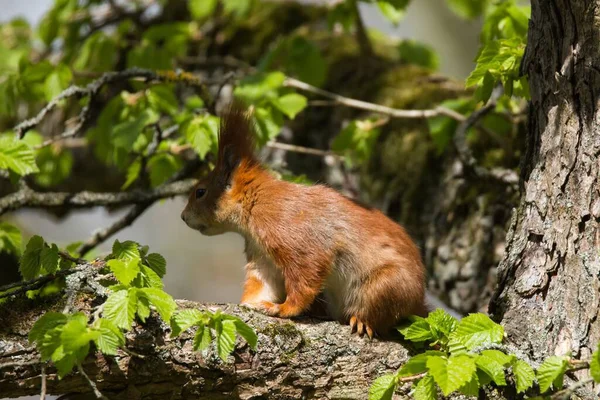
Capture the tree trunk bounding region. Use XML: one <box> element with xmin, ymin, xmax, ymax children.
<box><xmin>490</xmin><ymin>0</ymin><xmax>600</xmax><ymax>364</ymax></box>
<box><xmin>1</xmin><ymin>295</ymin><xmax>416</xmax><ymax>399</ymax></box>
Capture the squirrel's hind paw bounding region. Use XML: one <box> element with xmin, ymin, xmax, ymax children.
<box><xmin>349</xmin><ymin>316</ymin><xmax>374</xmax><ymax>340</ymax></box>
<box><xmin>243</xmin><ymin>301</ymin><xmax>281</xmax><ymax>317</ymax></box>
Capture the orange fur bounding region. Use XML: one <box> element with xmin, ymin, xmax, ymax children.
<box><xmin>181</xmin><ymin>102</ymin><xmax>427</xmax><ymax>336</ymax></box>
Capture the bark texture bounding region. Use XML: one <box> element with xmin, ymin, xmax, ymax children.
<box><xmin>490</xmin><ymin>0</ymin><xmax>600</xmax><ymax>365</ymax></box>
<box><xmin>0</xmin><ymin>295</ymin><xmax>415</xmax><ymax>399</ymax></box>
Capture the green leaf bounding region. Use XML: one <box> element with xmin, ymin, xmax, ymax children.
<box><xmin>107</xmin><ymin>259</ymin><xmax>140</xmax><ymax>286</ymax></box>
<box><xmin>136</xmin><ymin>295</ymin><xmax>151</xmax><ymax>322</ymax></box>
<box><xmin>223</xmin><ymin>0</ymin><xmax>252</xmax><ymax>17</ymax></box>
<box><xmin>512</xmin><ymin>359</ymin><xmax>535</xmax><ymax>393</ymax></box>
<box><xmin>331</xmin><ymin>119</ymin><xmax>381</xmax><ymax>163</ymax></box>
<box><xmin>536</xmin><ymin>356</ymin><xmax>568</xmax><ymax>393</ymax></box>
<box><xmin>446</xmin><ymin>0</ymin><xmax>488</xmax><ymax>19</ymax></box>
<box><xmin>216</xmin><ymin>319</ymin><xmax>237</xmax><ymax>361</ymax></box>
<box><xmin>185</xmin><ymin>115</ymin><xmax>219</xmax><ymax>159</ymax></box>
<box><xmin>0</xmin><ymin>136</ymin><xmax>39</xmax><ymax>176</ymax></box>
<box><xmin>228</xmin><ymin>317</ymin><xmax>258</xmax><ymax>350</ymax></box>
<box><xmin>398</xmin><ymin>317</ymin><xmax>434</xmax><ymax>342</ymax></box>
<box><xmin>452</xmin><ymin>313</ymin><xmax>504</xmax><ymax>350</ymax></box>
<box><xmin>253</xmin><ymin>106</ymin><xmax>283</xmax><ymax>146</ymax></box>
<box><xmin>40</xmin><ymin>243</ymin><xmax>60</xmax><ymax>275</ymax></box>
<box><xmin>170</xmin><ymin>309</ymin><xmax>205</xmax><ymax>337</ymax></box>
<box><xmin>139</xmin><ymin>265</ymin><xmax>163</xmax><ymax>289</ymax></box>
<box><xmin>103</xmin><ymin>289</ymin><xmax>137</xmax><ymax>330</ymax></box>
<box><xmin>234</xmin><ymin>72</ymin><xmax>286</xmax><ymax>103</ymax></box>
<box><xmin>145</xmin><ymin>253</ymin><xmax>167</xmax><ymax>277</ymax></box>
<box><xmin>476</xmin><ymin>353</ymin><xmax>507</xmax><ymax>386</ymax></box>
<box><xmin>480</xmin><ymin>349</ymin><xmax>515</xmax><ymax>366</ymax></box>
<box><xmin>139</xmin><ymin>287</ymin><xmax>176</xmax><ymax>322</ymax></box>
<box><xmin>458</xmin><ymin>373</ymin><xmax>479</xmax><ymax>397</ymax></box>
<box><xmin>111</xmin><ymin>109</ymin><xmax>159</xmax><ymax>149</ymax></box>
<box><xmin>0</xmin><ymin>222</ymin><xmax>22</xmax><ymax>255</ymax></box>
<box><xmin>112</xmin><ymin>240</ymin><xmax>141</xmax><ymax>262</ymax></box>
<box><xmin>189</xmin><ymin>0</ymin><xmax>218</xmax><ymax>19</ymax></box>
<box><xmin>147</xmin><ymin>153</ymin><xmax>182</xmax><ymax>187</ymax></box>
<box><xmin>94</xmin><ymin>318</ymin><xmax>125</xmax><ymax>356</ymax></box>
<box><xmin>413</xmin><ymin>374</ymin><xmax>437</xmax><ymax>400</ymax></box>
<box><xmin>60</xmin><ymin>313</ymin><xmax>99</xmax><ymax>353</ymax></box>
<box><xmin>398</xmin><ymin>40</ymin><xmax>440</xmax><ymax>70</ymax></box>
<box><xmin>377</xmin><ymin>0</ymin><xmax>410</xmax><ymax>24</ymax></box>
<box><xmin>193</xmin><ymin>324</ymin><xmax>212</xmax><ymax>351</ymax></box>
<box><xmin>426</xmin><ymin>308</ymin><xmax>458</xmax><ymax>339</ymax></box>
<box><xmin>427</xmin><ymin>355</ymin><xmax>477</xmax><ymax>396</ymax></box>
<box><xmin>271</xmin><ymin>93</ymin><xmax>307</xmax><ymax>119</ymax></box>
<box><xmin>34</xmin><ymin>145</ymin><xmax>73</xmax><ymax>188</ymax></box>
<box><xmin>29</xmin><ymin>312</ymin><xmax>68</xmax><ymax>344</ymax></box>
<box><xmin>147</xmin><ymin>85</ymin><xmax>179</xmax><ymax>116</ymax></box>
<box><xmin>590</xmin><ymin>344</ymin><xmax>600</xmax><ymax>383</ymax></box>
<box><xmin>398</xmin><ymin>351</ymin><xmax>445</xmax><ymax>377</ymax></box>
<box><xmin>426</xmin><ymin>98</ymin><xmax>474</xmax><ymax>153</ymax></box>
<box><xmin>44</xmin><ymin>63</ymin><xmax>72</xmax><ymax>101</ymax></box>
<box><xmin>122</xmin><ymin>158</ymin><xmax>141</xmax><ymax>190</ymax></box>
<box><xmin>368</xmin><ymin>374</ymin><xmax>396</xmax><ymax>400</ymax></box>
<box><xmin>20</xmin><ymin>235</ymin><xmax>45</xmax><ymax>279</ymax></box>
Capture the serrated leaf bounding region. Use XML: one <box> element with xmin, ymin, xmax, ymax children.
<box><xmin>368</xmin><ymin>373</ymin><xmax>396</xmax><ymax>400</ymax></box>
<box><xmin>476</xmin><ymin>353</ymin><xmax>507</xmax><ymax>386</ymax></box>
<box><xmin>452</xmin><ymin>313</ymin><xmax>504</xmax><ymax>350</ymax></box>
<box><xmin>216</xmin><ymin>319</ymin><xmax>237</xmax><ymax>361</ymax></box>
<box><xmin>107</xmin><ymin>258</ymin><xmax>140</xmax><ymax>286</ymax></box>
<box><xmin>193</xmin><ymin>324</ymin><xmax>212</xmax><ymax>351</ymax></box>
<box><xmin>414</xmin><ymin>374</ymin><xmax>437</xmax><ymax>400</ymax></box>
<box><xmin>398</xmin><ymin>317</ymin><xmax>434</xmax><ymax>342</ymax></box>
<box><xmin>253</xmin><ymin>106</ymin><xmax>283</xmax><ymax>145</ymax></box>
<box><xmin>44</xmin><ymin>63</ymin><xmax>72</xmax><ymax>101</ymax></box>
<box><xmin>29</xmin><ymin>312</ymin><xmax>68</xmax><ymax>344</ymax></box>
<box><xmin>111</xmin><ymin>109</ymin><xmax>158</xmax><ymax>149</ymax></box>
<box><xmin>145</xmin><ymin>253</ymin><xmax>166</xmax><ymax>277</ymax></box>
<box><xmin>0</xmin><ymin>136</ymin><xmax>39</xmax><ymax>176</ymax></box>
<box><xmin>234</xmin><ymin>72</ymin><xmax>286</xmax><ymax>103</ymax></box>
<box><xmin>458</xmin><ymin>373</ymin><xmax>480</xmax><ymax>396</ymax></box>
<box><xmin>512</xmin><ymin>359</ymin><xmax>535</xmax><ymax>393</ymax></box>
<box><xmin>139</xmin><ymin>265</ymin><xmax>163</xmax><ymax>289</ymax></box>
<box><xmin>122</xmin><ymin>158</ymin><xmax>141</xmax><ymax>190</ymax></box>
<box><xmin>112</xmin><ymin>240</ymin><xmax>141</xmax><ymax>262</ymax></box>
<box><xmin>20</xmin><ymin>235</ymin><xmax>45</xmax><ymax>279</ymax></box>
<box><xmin>398</xmin><ymin>351</ymin><xmax>445</xmax><ymax>377</ymax></box>
<box><xmin>481</xmin><ymin>350</ymin><xmax>515</xmax><ymax>366</ymax></box>
<box><xmin>427</xmin><ymin>355</ymin><xmax>477</xmax><ymax>396</ymax></box>
<box><xmin>139</xmin><ymin>287</ymin><xmax>176</xmax><ymax>322</ymax></box>
<box><xmin>185</xmin><ymin>115</ymin><xmax>219</xmax><ymax>159</ymax></box>
<box><xmin>398</xmin><ymin>40</ymin><xmax>439</xmax><ymax>70</ymax></box>
<box><xmin>427</xmin><ymin>308</ymin><xmax>458</xmax><ymax>339</ymax></box>
<box><xmin>171</xmin><ymin>309</ymin><xmax>205</xmax><ymax>337</ymax></box>
<box><xmin>536</xmin><ymin>356</ymin><xmax>568</xmax><ymax>393</ymax></box>
<box><xmin>0</xmin><ymin>222</ymin><xmax>22</xmax><ymax>255</ymax></box>
<box><xmin>103</xmin><ymin>289</ymin><xmax>137</xmax><ymax>330</ymax></box>
<box><xmin>40</xmin><ymin>244</ymin><xmax>60</xmax><ymax>274</ymax></box>
<box><xmin>271</xmin><ymin>93</ymin><xmax>307</xmax><ymax>119</ymax></box>
<box><xmin>60</xmin><ymin>313</ymin><xmax>99</xmax><ymax>353</ymax></box>
<box><xmin>136</xmin><ymin>295</ymin><xmax>151</xmax><ymax>322</ymax></box>
<box><xmin>94</xmin><ymin>318</ymin><xmax>124</xmax><ymax>356</ymax></box>
<box><xmin>590</xmin><ymin>344</ymin><xmax>600</xmax><ymax>383</ymax></box>
<box><xmin>147</xmin><ymin>153</ymin><xmax>182</xmax><ymax>187</ymax></box>
<box><xmin>230</xmin><ymin>317</ymin><xmax>258</xmax><ymax>350</ymax></box>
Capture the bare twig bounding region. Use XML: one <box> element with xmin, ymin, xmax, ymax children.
<box><xmin>266</xmin><ymin>142</ymin><xmax>341</xmax><ymax>158</ymax></box>
<box><xmin>40</xmin><ymin>363</ymin><xmax>47</xmax><ymax>400</ymax></box>
<box><xmin>0</xmin><ymin>358</ymin><xmax>41</xmax><ymax>369</ymax></box>
<box><xmin>284</xmin><ymin>77</ymin><xmax>465</xmax><ymax>120</ymax></box>
<box><xmin>551</xmin><ymin>377</ymin><xmax>594</xmax><ymax>399</ymax></box>
<box><xmin>77</xmin><ymin>363</ymin><xmax>109</xmax><ymax>400</ymax></box>
<box><xmin>0</xmin><ymin>179</ymin><xmax>195</xmax><ymax>216</ymax></box>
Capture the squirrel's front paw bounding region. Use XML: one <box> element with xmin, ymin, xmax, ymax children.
<box><xmin>242</xmin><ymin>301</ymin><xmax>281</xmax><ymax>317</ymax></box>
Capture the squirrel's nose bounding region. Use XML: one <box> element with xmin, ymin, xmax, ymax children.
<box><xmin>180</xmin><ymin>212</ymin><xmax>187</xmax><ymax>222</ymax></box>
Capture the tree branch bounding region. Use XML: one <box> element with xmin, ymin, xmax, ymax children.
<box><xmin>0</xmin><ymin>179</ymin><xmax>195</xmax><ymax>216</ymax></box>
<box><xmin>0</xmin><ymin>283</ymin><xmax>416</xmax><ymax>400</ymax></box>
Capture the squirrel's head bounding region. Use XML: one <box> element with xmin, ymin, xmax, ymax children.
<box><xmin>181</xmin><ymin>102</ymin><xmax>257</xmax><ymax>236</ymax></box>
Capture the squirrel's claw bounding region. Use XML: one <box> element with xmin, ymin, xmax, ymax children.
<box><xmin>349</xmin><ymin>316</ymin><xmax>374</xmax><ymax>339</ymax></box>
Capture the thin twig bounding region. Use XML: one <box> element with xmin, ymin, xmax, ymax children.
<box><xmin>0</xmin><ymin>267</ymin><xmax>84</xmax><ymax>300</ymax></box>
<box><xmin>77</xmin><ymin>363</ymin><xmax>109</xmax><ymax>400</ymax></box>
<box><xmin>266</xmin><ymin>142</ymin><xmax>341</xmax><ymax>158</ymax></box>
<box><xmin>0</xmin><ymin>358</ymin><xmax>41</xmax><ymax>369</ymax></box>
<box><xmin>40</xmin><ymin>364</ymin><xmax>47</xmax><ymax>400</ymax></box>
<box><xmin>284</xmin><ymin>77</ymin><xmax>465</xmax><ymax>120</ymax></box>
<box><xmin>551</xmin><ymin>377</ymin><xmax>594</xmax><ymax>399</ymax></box>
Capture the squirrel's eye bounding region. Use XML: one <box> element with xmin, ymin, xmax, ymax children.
<box><xmin>195</xmin><ymin>188</ymin><xmax>206</xmax><ymax>199</ymax></box>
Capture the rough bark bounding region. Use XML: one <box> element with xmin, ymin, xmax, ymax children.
<box><xmin>490</xmin><ymin>0</ymin><xmax>600</xmax><ymax>366</ymax></box>
<box><xmin>0</xmin><ymin>294</ymin><xmax>416</xmax><ymax>399</ymax></box>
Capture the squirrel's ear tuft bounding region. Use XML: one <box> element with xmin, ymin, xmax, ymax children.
<box><xmin>217</xmin><ymin>100</ymin><xmax>256</xmax><ymax>175</ymax></box>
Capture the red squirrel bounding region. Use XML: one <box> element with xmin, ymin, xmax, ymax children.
<box><xmin>181</xmin><ymin>102</ymin><xmax>427</xmax><ymax>338</ymax></box>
